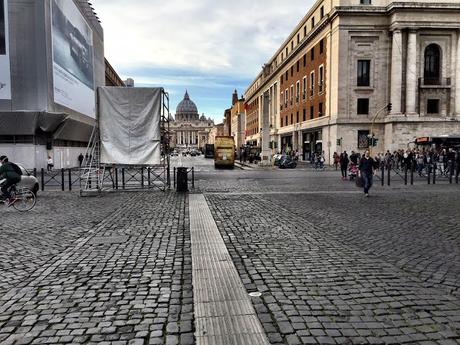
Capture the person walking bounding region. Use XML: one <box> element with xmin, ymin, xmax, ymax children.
<box><xmin>333</xmin><ymin>152</ymin><xmax>339</xmax><ymax>170</ymax></box>
<box><xmin>47</xmin><ymin>156</ymin><xmax>54</xmax><ymax>172</ymax></box>
<box><xmin>78</xmin><ymin>153</ymin><xmax>84</xmax><ymax>167</ymax></box>
<box><xmin>340</xmin><ymin>151</ymin><xmax>349</xmax><ymax>180</ymax></box>
<box><xmin>358</xmin><ymin>150</ymin><xmax>376</xmax><ymax>197</ymax></box>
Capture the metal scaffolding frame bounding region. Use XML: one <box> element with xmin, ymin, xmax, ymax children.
<box><xmin>80</xmin><ymin>89</ymin><xmax>170</xmax><ymax>196</ymax></box>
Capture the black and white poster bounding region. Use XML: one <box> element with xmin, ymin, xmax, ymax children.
<box><xmin>0</xmin><ymin>0</ymin><xmax>11</xmax><ymax>100</ymax></box>
<box><xmin>51</xmin><ymin>0</ymin><xmax>95</xmax><ymax>117</ymax></box>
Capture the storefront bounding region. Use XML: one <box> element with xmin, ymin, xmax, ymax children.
<box><xmin>281</xmin><ymin>135</ymin><xmax>293</xmax><ymax>153</ymax></box>
<box><xmin>302</xmin><ymin>130</ymin><xmax>322</xmax><ymax>161</ymax></box>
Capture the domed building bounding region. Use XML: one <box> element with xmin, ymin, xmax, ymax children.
<box><xmin>170</xmin><ymin>91</ymin><xmax>214</xmax><ymax>150</ymax></box>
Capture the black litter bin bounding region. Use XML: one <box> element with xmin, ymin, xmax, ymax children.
<box><xmin>176</xmin><ymin>167</ymin><xmax>188</xmax><ymax>192</ymax></box>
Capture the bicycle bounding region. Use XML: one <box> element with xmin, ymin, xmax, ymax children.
<box><xmin>0</xmin><ymin>183</ymin><xmax>36</xmax><ymax>212</ymax></box>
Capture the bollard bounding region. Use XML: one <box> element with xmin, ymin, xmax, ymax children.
<box><xmin>41</xmin><ymin>168</ymin><xmax>45</xmax><ymax>191</ymax></box>
<box><xmin>381</xmin><ymin>165</ymin><xmax>385</xmax><ymax>186</ymax></box>
<box><xmin>387</xmin><ymin>166</ymin><xmax>391</xmax><ymax>186</ymax></box>
<box><xmin>61</xmin><ymin>169</ymin><xmax>65</xmax><ymax>191</ymax></box>
<box><xmin>115</xmin><ymin>168</ymin><xmax>119</xmax><ymax>190</ymax></box>
<box><xmin>141</xmin><ymin>167</ymin><xmax>144</xmax><ymax>188</ymax></box>
<box><xmin>148</xmin><ymin>168</ymin><xmax>151</xmax><ymax>186</ymax></box>
<box><xmin>410</xmin><ymin>162</ymin><xmax>414</xmax><ymax>185</ymax></box>
<box><xmin>173</xmin><ymin>167</ymin><xmax>176</xmax><ymax>188</ymax></box>
<box><xmin>433</xmin><ymin>163</ymin><xmax>436</xmax><ymax>184</ymax></box>
<box><xmin>167</xmin><ymin>166</ymin><xmax>171</xmax><ymax>188</ymax></box>
<box><xmin>192</xmin><ymin>167</ymin><xmax>195</xmax><ymax>189</ymax></box>
<box><xmin>427</xmin><ymin>164</ymin><xmax>431</xmax><ymax>184</ymax></box>
<box><xmin>33</xmin><ymin>168</ymin><xmax>37</xmax><ymax>177</ymax></box>
<box><xmin>68</xmin><ymin>169</ymin><xmax>72</xmax><ymax>191</ymax></box>
<box><xmin>122</xmin><ymin>168</ymin><xmax>125</xmax><ymax>189</ymax></box>
<box><xmin>449</xmin><ymin>161</ymin><xmax>453</xmax><ymax>184</ymax></box>
<box><xmin>404</xmin><ymin>167</ymin><xmax>408</xmax><ymax>185</ymax></box>
<box><xmin>176</xmin><ymin>167</ymin><xmax>188</xmax><ymax>192</ymax></box>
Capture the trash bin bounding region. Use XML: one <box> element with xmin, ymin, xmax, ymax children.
<box><xmin>176</xmin><ymin>167</ymin><xmax>188</xmax><ymax>192</ymax></box>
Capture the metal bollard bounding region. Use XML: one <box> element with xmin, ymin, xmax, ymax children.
<box><xmin>449</xmin><ymin>161</ymin><xmax>453</xmax><ymax>184</ymax></box>
<box><xmin>61</xmin><ymin>169</ymin><xmax>65</xmax><ymax>191</ymax></box>
<box><xmin>115</xmin><ymin>168</ymin><xmax>119</xmax><ymax>190</ymax></box>
<box><xmin>41</xmin><ymin>168</ymin><xmax>45</xmax><ymax>191</ymax></box>
<box><xmin>68</xmin><ymin>169</ymin><xmax>72</xmax><ymax>191</ymax></box>
<box><xmin>433</xmin><ymin>163</ymin><xmax>436</xmax><ymax>184</ymax></box>
<box><xmin>381</xmin><ymin>165</ymin><xmax>384</xmax><ymax>186</ymax></box>
<box><xmin>122</xmin><ymin>168</ymin><xmax>125</xmax><ymax>189</ymax></box>
<box><xmin>410</xmin><ymin>162</ymin><xmax>414</xmax><ymax>185</ymax></box>
<box><xmin>173</xmin><ymin>167</ymin><xmax>176</xmax><ymax>188</ymax></box>
<box><xmin>148</xmin><ymin>168</ymin><xmax>151</xmax><ymax>186</ymax></box>
<box><xmin>404</xmin><ymin>167</ymin><xmax>408</xmax><ymax>185</ymax></box>
<box><xmin>192</xmin><ymin>167</ymin><xmax>195</xmax><ymax>189</ymax></box>
<box><xmin>387</xmin><ymin>166</ymin><xmax>391</xmax><ymax>186</ymax></box>
<box><xmin>141</xmin><ymin>167</ymin><xmax>144</xmax><ymax>188</ymax></box>
<box><xmin>427</xmin><ymin>164</ymin><xmax>431</xmax><ymax>184</ymax></box>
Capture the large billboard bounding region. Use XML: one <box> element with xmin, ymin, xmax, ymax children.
<box><xmin>0</xmin><ymin>0</ymin><xmax>11</xmax><ymax>100</ymax></box>
<box><xmin>51</xmin><ymin>0</ymin><xmax>95</xmax><ymax>117</ymax></box>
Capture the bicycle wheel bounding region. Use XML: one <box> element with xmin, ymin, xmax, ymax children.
<box><xmin>12</xmin><ymin>188</ymin><xmax>36</xmax><ymax>212</ymax></box>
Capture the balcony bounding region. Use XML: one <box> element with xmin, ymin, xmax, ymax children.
<box><xmin>419</xmin><ymin>77</ymin><xmax>451</xmax><ymax>89</ymax></box>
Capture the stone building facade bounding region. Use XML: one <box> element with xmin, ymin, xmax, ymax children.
<box><xmin>244</xmin><ymin>0</ymin><xmax>460</xmax><ymax>164</ymax></box>
<box><xmin>170</xmin><ymin>91</ymin><xmax>214</xmax><ymax>150</ymax></box>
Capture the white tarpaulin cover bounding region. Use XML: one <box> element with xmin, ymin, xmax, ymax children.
<box><xmin>98</xmin><ymin>87</ymin><xmax>162</xmax><ymax>165</ymax></box>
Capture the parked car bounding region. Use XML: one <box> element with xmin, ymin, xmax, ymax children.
<box><xmin>6</xmin><ymin>165</ymin><xmax>39</xmax><ymax>195</ymax></box>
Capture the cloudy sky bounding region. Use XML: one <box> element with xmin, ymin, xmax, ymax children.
<box><xmin>93</xmin><ymin>0</ymin><xmax>315</xmax><ymax>122</ymax></box>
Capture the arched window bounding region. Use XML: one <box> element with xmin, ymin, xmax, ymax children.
<box><xmin>424</xmin><ymin>44</ymin><xmax>441</xmax><ymax>85</ymax></box>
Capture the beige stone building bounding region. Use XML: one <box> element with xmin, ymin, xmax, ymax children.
<box><xmin>170</xmin><ymin>91</ymin><xmax>214</xmax><ymax>150</ymax></box>
<box><xmin>230</xmin><ymin>90</ymin><xmax>246</xmax><ymax>149</ymax></box>
<box><xmin>244</xmin><ymin>0</ymin><xmax>460</xmax><ymax>163</ymax></box>
<box><xmin>207</xmin><ymin>123</ymin><xmax>225</xmax><ymax>145</ymax></box>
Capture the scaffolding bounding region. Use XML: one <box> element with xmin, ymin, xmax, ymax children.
<box><xmin>80</xmin><ymin>89</ymin><xmax>170</xmax><ymax>196</ymax></box>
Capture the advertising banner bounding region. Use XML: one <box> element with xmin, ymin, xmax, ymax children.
<box><xmin>98</xmin><ymin>87</ymin><xmax>162</xmax><ymax>166</ymax></box>
<box><xmin>0</xmin><ymin>0</ymin><xmax>11</xmax><ymax>100</ymax></box>
<box><xmin>51</xmin><ymin>0</ymin><xmax>95</xmax><ymax>117</ymax></box>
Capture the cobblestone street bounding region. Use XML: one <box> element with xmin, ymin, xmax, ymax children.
<box><xmin>0</xmin><ymin>159</ymin><xmax>459</xmax><ymax>344</ymax></box>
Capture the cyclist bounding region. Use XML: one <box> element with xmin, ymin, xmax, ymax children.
<box><xmin>0</xmin><ymin>155</ymin><xmax>22</xmax><ymax>205</ymax></box>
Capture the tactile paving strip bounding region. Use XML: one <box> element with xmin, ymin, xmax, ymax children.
<box><xmin>189</xmin><ymin>194</ymin><xmax>269</xmax><ymax>345</ymax></box>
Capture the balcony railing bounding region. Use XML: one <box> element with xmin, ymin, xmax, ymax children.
<box><xmin>419</xmin><ymin>77</ymin><xmax>451</xmax><ymax>87</ymax></box>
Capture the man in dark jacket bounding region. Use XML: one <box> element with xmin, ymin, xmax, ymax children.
<box><xmin>358</xmin><ymin>150</ymin><xmax>376</xmax><ymax>197</ymax></box>
<box><xmin>340</xmin><ymin>151</ymin><xmax>349</xmax><ymax>180</ymax></box>
<box><xmin>0</xmin><ymin>155</ymin><xmax>22</xmax><ymax>202</ymax></box>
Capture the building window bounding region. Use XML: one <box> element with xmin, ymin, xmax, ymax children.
<box><xmin>357</xmin><ymin>60</ymin><xmax>371</xmax><ymax>86</ymax></box>
<box><xmin>319</xmin><ymin>65</ymin><xmax>324</xmax><ymax>92</ymax></box>
<box><xmin>319</xmin><ymin>39</ymin><xmax>324</xmax><ymax>54</ymax></box>
<box><xmin>311</xmin><ymin>16</ymin><xmax>315</xmax><ymax>28</ymax></box>
<box><xmin>296</xmin><ymin>111</ymin><xmax>299</xmax><ymax>123</ymax></box>
<box><xmin>360</xmin><ymin>0</ymin><xmax>371</xmax><ymax>4</ymax></box>
<box><xmin>302</xmin><ymin>77</ymin><xmax>307</xmax><ymax>99</ymax></box>
<box><xmin>281</xmin><ymin>75</ymin><xmax>283</xmax><ymax>84</ymax></box>
<box><xmin>281</xmin><ymin>53</ymin><xmax>284</xmax><ymax>61</ymax></box>
<box><xmin>310</xmin><ymin>106</ymin><xmax>314</xmax><ymax>119</ymax></box>
<box><xmin>286</xmin><ymin>47</ymin><xmax>288</xmax><ymax>57</ymax></box>
<box><xmin>297</xmin><ymin>34</ymin><xmax>300</xmax><ymax>44</ymax></box>
<box><xmin>303</xmin><ymin>54</ymin><xmax>306</xmax><ymax>67</ymax></box>
<box><xmin>424</xmin><ymin>44</ymin><xmax>441</xmax><ymax>85</ymax></box>
<box><xmin>358</xmin><ymin>130</ymin><xmax>370</xmax><ymax>149</ymax></box>
<box><xmin>297</xmin><ymin>61</ymin><xmax>299</xmax><ymax>72</ymax></box>
<box><xmin>281</xmin><ymin>117</ymin><xmax>283</xmax><ymax>127</ymax></box>
<box><xmin>319</xmin><ymin>102</ymin><xmax>323</xmax><ymax>117</ymax></box>
<box><xmin>291</xmin><ymin>113</ymin><xmax>293</xmax><ymax>124</ymax></box>
<box><xmin>296</xmin><ymin>81</ymin><xmax>300</xmax><ymax>102</ymax></box>
<box><xmin>281</xmin><ymin>92</ymin><xmax>284</xmax><ymax>109</ymax></box>
<box><xmin>285</xmin><ymin>71</ymin><xmax>288</xmax><ymax>82</ymax></box>
<box><xmin>311</xmin><ymin>47</ymin><xmax>315</xmax><ymax>61</ymax></box>
<box><xmin>357</xmin><ymin>98</ymin><xmax>369</xmax><ymax>115</ymax></box>
<box><xmin>285</xmin><ymin>89</ymin><xmax>288</xmax><ymax>106</ymax></box>
<box><xmin>304</xmin><ymin>26</ymin><xmax>307</xmax><ymax>37</ymax></box>
<box><xmin>303</xmin><ymin>109</ymin><xmax>306</xmax><ymax>121</ymax></box>
<box><xmin>320</xmin><ymin>6</ymin><xmax>324</xmax><ymax>19</ymax></box>
<box><xmin>310</xmin><ymin>72</ymin><xmax>315</xmax><ymax>96</ymax></box>
<box><xmin>291</xmin><ymin>66</ymin><xmax>294</xmax><ymax>77</ymax></box>
<box><xmin>290</xmin><ymin>85</ymin><xmax>294</xmax><ymax>104</ymax></box>
<box><xmin>291</xmin><ymin>41</ymin><xmax>294</xmax><ymax>50</ymax></box>
<box><xmin>427</xmin><ymin>99</ymin><xmax>440</xmax><ymax>114</ymax></box>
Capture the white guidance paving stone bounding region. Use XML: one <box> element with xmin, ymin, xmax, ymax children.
<box><xmin>189</xmin><ymin>193</ymin><xmax>270</xmax><ymax>345</ymax></box>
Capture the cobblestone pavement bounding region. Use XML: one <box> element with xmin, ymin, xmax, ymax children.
<box><xmin>206</xmin><ymin>189</ymin><xmax>460</xmax><ymax>345</ymax></box>
<box><xmin>0</xmin><ymin>191</ymin><xmax>194</xmax><ymax>345</ymax></box>
<box><xmin>1</xmin><ymin>159</ymin><xmax>459</xmax><ymax>345</ymax></box>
